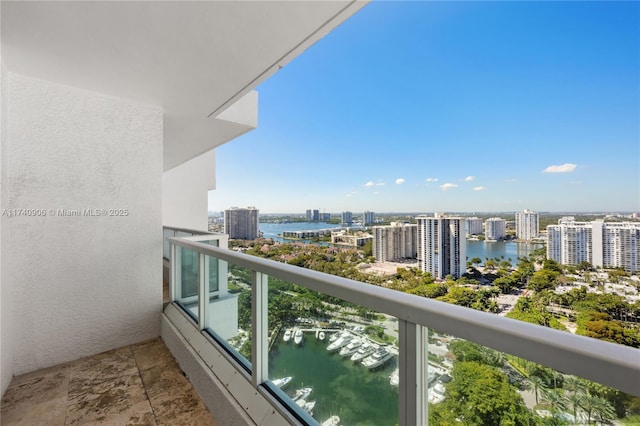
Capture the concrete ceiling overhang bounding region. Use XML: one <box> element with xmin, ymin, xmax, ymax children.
<box><xmin>1</xmin><ymin>1</ymin><xmax>368</xmax><ymax>171</ymax></box>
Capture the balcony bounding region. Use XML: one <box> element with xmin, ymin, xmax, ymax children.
<box><xmin>2</xmin><ymin>230</ymin><xmax>638</xmax><ymax>425</ymax></box>
<box><xmin>157</xmin><ymin>233</ymin><xmax>639</xmax><ymax>425</ymax></box>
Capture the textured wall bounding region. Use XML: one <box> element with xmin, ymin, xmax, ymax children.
<box><xmin>162</xmin><ymin>149</ymin><xmax>215</xmax><ymax>232</ymax></box>
<box><xmin>5</xmin><ymin>73</ymin><xmax>163</xmax><ymax>374</ymax></box>
<box><xmin>1</xmin><ymin>62</ymin><xmax>12</xmax><ymax>395</ymax></box>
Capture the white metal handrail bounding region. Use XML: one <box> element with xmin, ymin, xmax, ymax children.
<box><xmin>170</xmin><ymin>237</ymin><xmax>640</xmax><ymax>397</ymax></box>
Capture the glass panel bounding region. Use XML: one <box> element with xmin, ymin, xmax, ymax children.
<box><xmin>205</xmin><ymin>260</ymin><xmax>252</xmax><ymax>366</ymax></box>
<box><xmin>176</xmin><ymin>246</ymin><xmax>199</xmax><ymax>322</ymax></box>
<box><xmin>203</xmin><ymin>240</ymin><xmax>220</xmax><ymax>293</ymax></box>
<box><xmin>163</xmin><ymin>228</ymin><xmax>173</xmax><ymax>259</ymax></box>
<box><xmin>176</xmin><ymin>231</ymin><xmax>193</xmax><ymax>238</ymax></box>
<box><xmin>425</xmin><ymin>329</ymin><xmax>632</xmax><ymax>425</ymax></box>
<box><xmin>268</xmin><ymin>277</ymin><xmax>399</xmax><ymax>425</ymax></box>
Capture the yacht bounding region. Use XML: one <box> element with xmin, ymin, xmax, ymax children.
<box><xmin>326</xmin><ymin>332</ymin><xmax>352</xmax><ymax>352</ymax></box>
<box><xmin>350</xmin><ymin>342</ymin><xmax>375</xmax><ymax>362</ymax></box>
<box><xmin>283</xmin><ymin>329</ymin><xmax>292</xmax><ymax>343</ymax></box>
<box><xmin>318</xmin><ymin>331</ymin><xmax>326</xmax><ymax>341</ymax></box>
<box><xmin>339</xmin><ymin>338</ymin><xmax>363</xmax><ymax>357</ymax></box>
<box><xmin>294</xmin><ymin>329</ymin><xmax>304</xmax><ymax>345</ymax></box>
<box><xmin>291</xmin><ymin>386</ymin><xmax>312</xmax><ymax>402</ymax></box>
<box><xmin>389</xmin><ymin>368</ymin><xmax>399</xmax><ymax>386</ymax></box>
<box><xmin>272</xmin><ymin>376</ymin><xmax>293</xmax><ymax>389</ymax></box>
<box><xmin>295</xmin><ymin>398</ymin><xmax>316</xmax><ymax>415</ymax></box>
<box><xmin>328</xmin><ymin>331</ymin><xmax>340</xmax><ymax>343</ymax></box>
<box><xmin>321</xmin><ymin>415</ymin><xmax>341</xmax><ymax>426</ymax></box>
<box><xmin>361</xmin><ymin>347</ymin><xmax>394</xmax><ymax>369</ymax></box>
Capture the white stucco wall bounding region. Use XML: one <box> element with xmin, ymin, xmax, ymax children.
<box><xmin>163</xmin><ymin>149</ymin><xmax>215</xmax><ymax>232</ymax></box>
<box><xmin>1</xmin><ymin>53</ymin><xmax>13</xmax><ymax>395</ymax></box>
<box><xmin>5</xmin><ymin>73</ymin><xmax>163</xmax><ymax>375</ymax></box>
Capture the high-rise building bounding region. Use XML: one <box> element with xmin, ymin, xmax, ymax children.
<box><xmin>547</xmin><ymin>218</ymin><xmax>640</xmax><ymax>272</ymax></box>
<box><xmin>465</xmin><ymin>217</ymin><xmax>483</xmax><ymax>236</ymax></box>
<box><xmin>320</xmin><ymin>212</ymin><xmax>331</xmax><ymax>222</ymax></box>
<box><xmin>363</xmin><ymin>211</ymin><xmax>375</xmax><ymax>226</ymax></box>
<box><xmin>373</xmin><ymin>222</ymin><xmax>418</xmax><ymax>262</ymax></box>
<box><xmin>342</xmin><ymin>211</ymin><xmax>353</xmax><ymax>226</ymax></box>
<box><xmin>305</xmin><ymin>209</ymin><xmax>319</xmax><ymax>222</ymax></box>
<box><xmin>485</xmin><ymin>218</ymin><xmax>506</xmax><ymax>241</ymax></box>
<box><xmin>224</xmin><ymin>207</ymin><xmax>259</xmax><ymax>240</ymax></box>
<box><xmin>516</xmin><ymin>209</ymin><xmax>539</xmax><ymax>241</ymax></box>
<box><xmin>417</xmin><ymin>214</ymin><xmax>466</xmax><ymax>279</ymax></box>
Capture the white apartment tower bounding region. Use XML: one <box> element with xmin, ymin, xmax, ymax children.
<box><xmin>516</xmin><ymin>209</ymin><xmax>539</xmax><ymax>241</ymax></box>
<box><xmin>363</xmin><ymin>211</ymin><xmax>375</xmax><ymax>226</ymax></box>
<box><xmin>485</xmin><ymin>218</ymin><xmax>506</xmax><ymax>241</ymax></box>
<box><xmin>417</xmin><ymin>214</ymin><xmax>467</xmax><ymax>279</ymax></box>
<box><xmin>465</xmin><ymin>217</ymin><xmax>483</xmax><ymax>236</ymax></box>
<box><xmin>547</xmin><ymin>218</ymin><xmax>640</xmax><ymax>272</ymax></box>
<box><xmin>342</xmin><ymin>211</ymin><xmax>353</xmax><ymax>226</ymax></box>
<box><xmin>373</xmin><ymin>223</ymin><xmax>418</xmax><ymax>262</ymax></box>
<box><xmin>224</xmin><ymin>207</ymin><xmax>260</xmax><ymax>240</ymax></box>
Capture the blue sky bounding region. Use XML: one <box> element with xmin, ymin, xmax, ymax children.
<box><xmin>209</xmin><ymin>1</ymin><xmax>639</xmax><ymax>214</ymax></box>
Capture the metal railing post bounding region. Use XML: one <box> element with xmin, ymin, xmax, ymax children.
<box><xmin>198</xmin><ymin>253</ymin><xmax>206</xmax><ymax>330</ymax></box>
<box><xmin>252</xmin><ymin>271</ymin><xmax>269</xmax><ymax>387</ymax></box>
<box><xmin>399</xmin><ymin>320</ymin><xmax>424</xmax><ymax>426</ymax></box>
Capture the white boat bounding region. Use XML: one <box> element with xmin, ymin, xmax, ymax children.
<box><xmin>326</xmin><ymin>333</ymin><xmax>352</xmax><ymax>352</ymax></box>
<box><xmin>321</xmin><ymin>415</ymin><xmax>340</xmax><ymax>426</ymax></box>
<box><xmin>294</xmin><ymin>329</ymin><xmax>304</xmax><ymax>345</ymax></box>
<box><xmin>350</xmin><ymin>342</ymin><xmax>375</xmax><ymax>362</ymax></box>
<box><xmin>291</xmin><ymin>386</ymin><xmax>312</xmax><ymax>402</ymax></box>
<box><xmin>328</xmin><ymin>332</ymin><xmax>340</xmax><ymax>343</ymax></box>
<box><xmin>283</xmin><ymin>329</ymin><xmax>292</xmax><ymax>343</ymax></box>
<box><xmin>318</xmin><ymin>331</ymin><xmax>326</xmax><ymax>341</ymax></box>
<box><xmin>295</xmin><ymin>398</ymin><xmax>316</xmax><ymax>414</ymax></box>
<box><xmin>315</xmin><ymin>329</ymin><xmax>319</xmax><ymax>339</ymax></box>
<box><xmin>272</xmin><ymin>376</ymin><xmax>293</xmax><ymax>389</ymax></box>
<box><xmin>339</xmin><ymin>338</ymin><xmax>363</xmax><ymax>357</ymax></box>
<box><xmin>361</xmin><ymin>347</ymin><xmax>394</xmax><ymax>369</ymax></box>
<box><xmin>390</xmin><ymin>368</ymin><xmax>399</xmax><ymax>386</ymax></box>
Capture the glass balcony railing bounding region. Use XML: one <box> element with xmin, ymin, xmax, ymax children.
<box><xmin>167</xmin><ymin>236</ymin><xmax>640</xmax><ymax>426</ymax></box>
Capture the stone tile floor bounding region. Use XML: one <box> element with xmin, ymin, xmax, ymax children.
<box><xmin>1</xmin><ymin>338</ymin><xmax>218</xmax><ymax>426</ymax></box>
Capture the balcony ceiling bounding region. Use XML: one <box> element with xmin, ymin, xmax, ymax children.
<box><xmin>1</xmin><ymin>1</ymin><xmax>367</xmax><ymax>170</ymax></box>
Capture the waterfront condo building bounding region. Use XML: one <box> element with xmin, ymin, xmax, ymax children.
<box><xmin>547</xmin><ymin>218</ymin><xmax>640</xmax><ymax>272</ymax></box>
<box><xmin>363</xmin><ymin>210</ymin><xmax>375</xmax><ymax>226</ymax></box>
<box><xmin>342</xmin><ymin>211</ymin><xmax>353</xmax><ymax>226</ymax></box>
<box><xmin>306</xmin><ymin>209</ymin><xmax>320</xmax><ymax>222</ymax></box>
<box><xmin>224</xmin><ymin>207</ymin><xmax>259</xmax><ymax>240</ymax></box>
<box><xmin>485</xmin><ymin>217</ymin><xmax>507</xmax><ymax>241</ymax></box>
<box><xmin>465</xmin><ymin>217</ymin><xmax>483</xmax><ymax>236</ymax></box>
<box><xmin>515</xmin><ymin>209</ymin><xmax>539</xmax><ymax>241</ymax></box>
<box><xmin>372</xmin><ymin>222</ymin><xmax>418</xmax><ymax>262</ymax></box>
<box><xmin>417</xmin><ymin>214</ymin><xmax>466</xmax><ymax>279</ymax></box>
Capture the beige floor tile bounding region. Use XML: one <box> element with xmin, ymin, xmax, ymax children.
<box><xmin>132</xmin><ymin>338</ymin><xmax>176</xmax><ymax>371</ymax></box>
<box><xmin>0</xmin><ymin>371</ymin><xmax>69</xmax><ymax>426</ymax></box>
<box><xmin>140</xmin><ymin>364</ymin><xmax>216</xmax><ymax>426</ymax></box>
<box><xmin>66</xmin><ymin>371</ymin><xmax>155</xmax><ymax>426</ymax></box>
<box><xmin>1</xmin><ymin>341</ymin><xmax>217</xmax><ymax>426</ymax></box>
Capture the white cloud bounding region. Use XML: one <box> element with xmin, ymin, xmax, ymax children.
<box><xmin>395</xmin><ymin>178</ymin><xmax>405</xmax><ymax>185</ymax></box>
<box><xmin>440</xmin><ymin>183</ymin><xmax>458</xmax><ymax>191</ymax></box>
<box><xmin>425</xmin><ymin>177</ymin><xmax>439</xmax><ymax>182</ymax></box>
<box><xmin>376</xmin><ymin>182</ymin><xmax>385</xmax><ymax>186</ymax></box>
<box><xmin>543</xmin><ymin>163</ymin><xmax>577</xmax><ymax>173</ymax></box>
<box><xmin>364</xmin><ymin>180</ymin><xmax>384</xmax><ymax>187</ymax></box>
<box><xmin>373</xmin><ymin>191</ymin><xmax>380</xmax><ymax>195</ymax></box>
<box><xmin>364</xmin><ymin>181</ymin><xmax>375</xmax><ymax>187</ymax></box>
<box><xmin>464</xmin><ymin>176</ymin><xmax>475</xmax><ymax>182</ymax></box>
<box><xmin>473</xmin><ymin>186</ymin><xmax>487</xmax><ymax>191</ymax></box>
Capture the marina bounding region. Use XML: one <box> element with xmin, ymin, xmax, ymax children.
<box><xmin>269</xmin><ymin>327</ymin><xmax>399</xmax><ymax>425</ymax></box>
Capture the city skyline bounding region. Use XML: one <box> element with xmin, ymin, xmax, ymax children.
<box><xmin>208</xmin><ymin>1</ymin><xmax>639</xmax><ymax>214</ymax></box>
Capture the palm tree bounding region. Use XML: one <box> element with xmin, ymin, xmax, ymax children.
<box><xmin>564</xmin><ymin>392</ymin><xmax>584</xmax><ymax>424</ymax></box>
<box><xmin>529</xmin><ymin>375</ymin><xmax>546</xmax><ymax>405</ymax></box>
<box><xmin>592</xmin><ymin>396</ymin><xmax>616</xmax><ymax>425</ymax></box>
<box><xmin>542</xmin><ymin>388</ymin><xmax>567</xmax><ymax>416</ymax></box>
<box><xmin>580</xmin><ymin>392</ymin><xmax>598</xmax><ymax>424</ymax></box>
